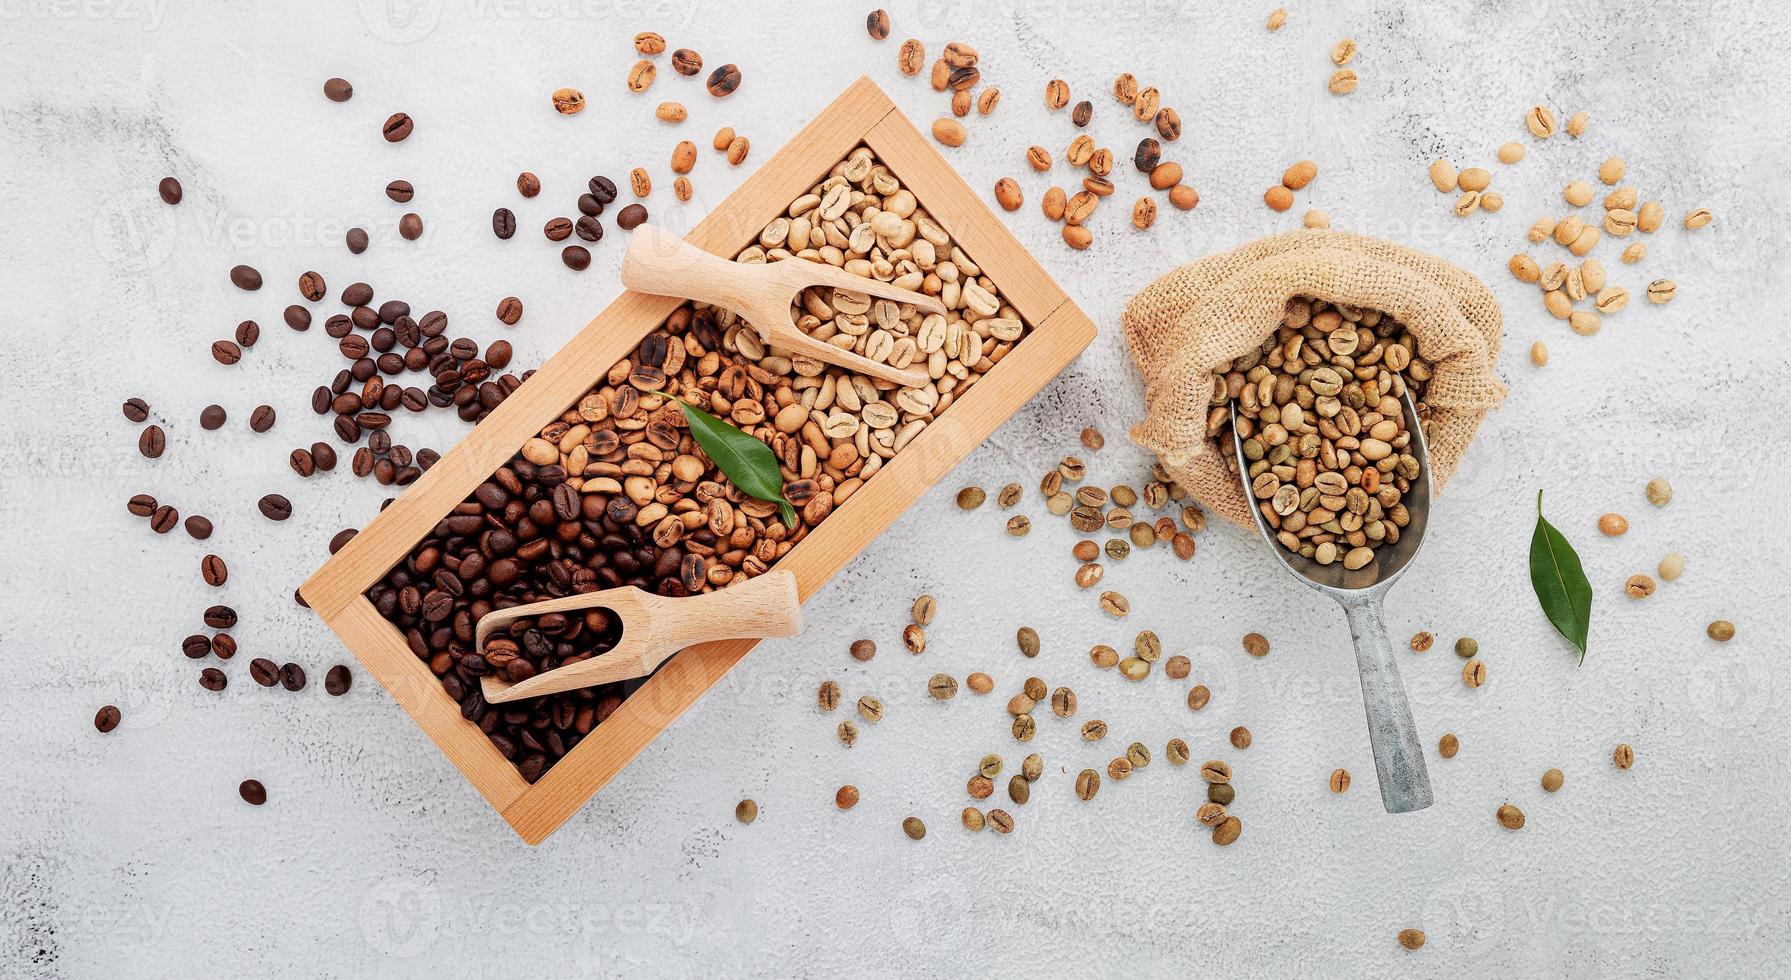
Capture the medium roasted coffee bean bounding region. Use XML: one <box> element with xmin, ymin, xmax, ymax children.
<box><xmin>544</xmin><ymin>216</ymin><xmax>573</xmax><ymax>241</ymax></box>
<box><xmin>311</xmin><ymin>442</ymin><xmax>337</xmax><ymax>471</ymax></box>
<box><xmin>249</xmin><ymin>405</ymin><xmax>276</xmax><ymax>432</ymax></box>
<box><xmin>398</xmin><ymin>213</ymin><xmax>423</xmax><ymax>240</ymax></box>
<box><xmin>238</xmin><ymin>779</ymin><xmax>267</xmax><ymax>805</ymax></box>
<box><xmin>200</xmin><ymin>405</ymin><xmax>226</xmax><ymax>431</ymax></box>
<box><xmin>149</xmin><ymin>504</ymin><xmax>178</xmax><ymax>533</ymax></box>
<box><xmin>384</xmin><ymin>179</ymin><xmax>414</xmax><ymax>203</ymax></box>
<box><xmin>201</xmin><ymin>554</ymin><xmax>228</xmax><ymax>587</ymax></box>
<box><xmin>289</xmin><ymin>447</ymin><xmax>315</xmax><ymax>476</ymax></box>
<box><xmin>257</xmin><ymin>493</ymin><xmax>292</xmax><ymax>521</ymax></box>
<box><xmin>200</xmin><ymin>667</ymin><xmax>228</xmax><ymax>691</ymax></box>
<box><xmin>182</xmin><ymin>634</ymin><xmax>212</xmax><ymax>659</ymax></box>
<box><xmin>485</xmin><ymin>340</ymin><xmax>513</xmax><ymax>369</ymax></box>
<box><xmin>496</xmin><ymin>296</ymin><xmax>523</xmax><ymax>325</ymax></box>
<box><xmin>234</xmin><ymin>318</ymin><xmax>262</xmax><ymax>346</ymax></box>
<box><xmin>138</xmin><ymin>425</ymin><xmax>166</xmax><ymax>458</ymax></box>
<box><xmin>342</xmin><ymin>281</ymin><xmax>374</xmax><ymax>306</ymax></box>
<box><xmin>672</xmin><ymin>48</ymin><xmax>702</xmax><ymax>75</ymax></box>
<box><xmin>515</xmin><ymin>171</ymin><xmax>542</xmax><ymax>197</ymax></box>
<box><xmin>325</xmin><ymin>664</ymin><xmax>353</xmax><ymax>696</ymax></box>
<box><xmin>562</xmin><ymin>245</ymin><xmax>591</xmax><ymax>270</ymax></box>
<box><xmin>122</xmin><ymin>397</ymin><xmax>149</xmax><ymax>422</ymax></box>
<box><xmin>575</xmin><ymin>215</ymin><xmax>603</xmax><ymax>242</ymax></box>
<box><xmin>866</xmin><ymin>8</ymin><xmax>889</xmax><ymax>38</ymax></box>
<box><xmin>345</xmin><ymin>227</ymin><xmax>369</xmax><ymax>253</ymax></box>
<box><xmin>323</xmin><ymin>76</ymin><xmax>352</xmax><ymax>102</ymax></box>
<box><xmin>204</xmin><ymin>604</ymin><xmax>237</xmax><ymax>629</ymax></box>
<box><xmin>279</xmin><ymin>662</ymin><xmax>307</xmax><ymax>691</ymax></box>
<box><xmin>492</xmin><ymin>207</ymin><xmax>516</xmax><ymax>239</ymax></box>
<box><xmin>706</xmin><ymin>63</ymin><xmax>741</xmax><ymax>97</ymax></box>
<box><xmin>1135</xmin><ymin>138</ymin><xmax>1160</xmax><ymax>173</ymax></box>
<box><xmin>157</xmin><ymin>176</ymin><xmax>182</xmax><ymax>204</ymax></box>
<box><xmin>382</xmin><ymin>112</ymin><xmax>413</xmax><ymax>142</ymax></box>
<box><xmin>229</xmin><ymin>264</ymin><xmax>262</xmax><ymax>290</ymax></box>
<box><xmin>298</xmin><ymin>269</ymin><xmax>327</xmax><ymax>300</ymax></box>
<box><xmin>617</xmin><ymin>203</ymin><xmax>648</xmax><ymax>230</ymax></box>
<box><xmin>211</xmin><ymin>340</ymin><xmax>242</xmax><ymax>365</ymax></box>
<box><xmin>250</xmin><ymin>658</ymin><xmax>280</xmax><ymax>686</ymax></box>
<box><xmin>1072</xmin><ymin>100</ymin><xmax>1092</xmax><ymax>127</ymax></box>
<box><xmin>94</xmin><ymin>704</ymin><xmax>121</xmax><ymax>732</ymax></box>
<box><xmin>183</xmin><ymin>515</ymin><xmax>212</xmax><ymax>539</ymax></box>
<box><xmin>127</xmin><ymin>493</ymin><xmax>157</xmax><ymax>517</ymax></box>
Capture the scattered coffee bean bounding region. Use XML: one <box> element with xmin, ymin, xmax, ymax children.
<box><xmin>382</xmin><ymin>112</ymin><xmax>413</xmax><ymax>142</ymax></box>
<box><xmin>927</xmin><ymin>673</ymin><xmax>957</xmax><ymax>700</ymax></box>
<box><xmin>1208</xmin><ymin>782</ymin><xmax>1235</xmax><ymax>805</ymax></box>
<box><xmin>127</xmin><ymin>493</ymin><xmax>157</xmax><ymax>517</ymax></box>
<box><xmin>706</xmin><ymin>64</ymin><xmax>741</xmax><ymax>97</ymax></box>
<box><xmin>398</xmin><ymin>213</ymin><xmax>423</xmax><ymax>240</ymax></box>
<box><xmin>239</xmin><ymin>779</ymin><xmax>267</xmax><ymax>805</ymax></box>
<box><xmin>734</xmin><ymin>798</ymin><xmax>757</xmax><ymax>824</ymax></box>
<box><xmin>966</xmin><ymin>672</ymin><xmax>993</xmax><ymax>695</ymax></box>
<box><xmin>1439</xmin><ymin>733</ymin><xmax>1460</xmax><ymax>758</ymax></box>
<box><xmin>1187</xmin><ymin>685</ymin><xmax>1211</xmax><ymax>711</ymax></box>
<box><xmin>902</xmin><ymin>816</ymin><xmax>926</xmax><ymax>840</ymax></box>
<box><xmin>551</xmin><ymin>87</ymin><xmax>585</xmax><ymax>115</ymax></box>
<box><xmin>1098</xmin><ymin>591</ymin><xmax>1129</xmax><ymax>617</ymax></box>
<box><xmin>94</xmin><ymin>704</ymin><xmax>122</xmax><ymax>733</ymax></box>
<box><xmin>1075</xmin><ymin>768</ymin><xmax>1100</xmax><ymax>800</ymax></box>
<box><xmin>211</xmin><ymin>340</ymin><xmax>242</xmax><ymax>365</ymax></box>
<box><xmin>249</xmin><ymin>405</ymin><xmax>276</xmax><ymax>433</ymax></box>
<box><xmin>1243</xmin><ymin>632</ymin><xmax>1270</xmax><ymax>657</ymax></box>
<box><xmin>201</xmin><ymin>554</ymin><xmax>228</xmax><ymax>587</ymax></box>
<box><xmin>672</xmin><ymin>48</ymin><xmax>702</xmax><ymax>76</ymax></box>
<box><xmin>1230</xmin><ymin>726</ymin><xmax>1252</xmax><ymax>750</ymax></box>
<box><xmin>182</xmin><ymin>634</ymin><xmax>211</xmax><ymax>659</ymax></box>
<box><xmin>1708</xmin><ymin>620</ymin><xmax>1735</xmax><ymax>642</ymax></box>
<box><xmin>1398</xmin><ymin>928</ymin><xmax>1426</xmax><ymax>951</ymax></box>
<box><xmin>1613</xmin><ymin>743</ymin><xmax>1635</xmax><ymax>769</ymax></box>
<box><xmin>961</xmin><ymin>807</ymin><xmax>984</xmax><ymax>831</ymax></box>
<box><xmin>902</xmin><ymin>624</ymin><xmax>926</xmax><ymax>654</ymax></box>
<box><xmin>250</xmin><ymin>658</ymin><xmax>279</xmax><ymax>686</ymax></box>
<box><xmin>149</xmin><ymin>505</ymin><xmax>178</xmax><ymax>533</ymax></box>
<box><xmin>617</xmin><ymin>203</ymin><xmax>649</xmax><ymax>230</ymax></box>
<box><xmin>1107</xmin><ymin>757</ymin><xmax>1132</xmax><ymax>781</ymax></box>
<box><xmin>323</xmin><ymin>77</ymin><xmax>353</xmax><ymax>102</ymax></box>
<box><xmin>345</xmin><ymin>227</ymin><xmax>369</xmax><ymax>253</ymax></box>
<box><xmin>1007</xmin><ymin>774</ymin><xmax>1030</xmax><ymax>805</ymax></box>
<box><xmin>1462</xmin><ymin>659</ymin><xmax>1487</xmax><ymax>687</ymax></box>
<box><xmin>279</xmin><ymin>662</ymin><xmax>307</xmax><ymax>691</ymax></box>
<box><xmin>856</xmin><ymin>695</ymin><xmax>883</xmax><ymax>723</ymax></box>
<box><xmin>956</xmin><ymin>486</ymin><xmax>986</xmax><ymax>510</ymax></box>
<box><xmin>1496</xmin><ymin>803</ymin><xmax>1525</xmax><ymax>830</ymax></box>
<box><xmin>257</xmin><ymin>494</ymin><xmax>292</xmax><ymax>521</ymax></box>
<box><xmin>122</xmin><ymin>397</ymin><xmax>150</xmax><ymax>423</ymax></box>
<box><xmin>211</xmin><ymin>634</ymin><xmax>236</xmax><ymax>660</ymax></box>
<box><xmin>496</xmin><ymin>296</ymin><xmax>523</xmax><ymax>325</ymax></box>
<box><xmin>1016</xmin><ymin>626</ymin><xmax>1039</xmax><ymax>658</ymax></box>
<box><xmin>1012</xmin><ymin>713</ymin><xmax>1036</xmax><ymax>741</ymax></box>
<box><xmin>1541</xmin><ymin>768</ymin><xmax>1564</xmax><ymax>793</ymax></box>
<box><xmin>183</xmin><ymin>515</ymin><xmax>212</xmax><ymax>539</ymax></box>
<box><xmin>562</xmin><ymin>245</ymin><xmax>591</xmax><ymax>270</ymax></box>
<box><xmin>384</xmin><ymin>179</ymin><xmax>414</xmax><ymax>203</ymax></box>
<box><xmin>866</xmin><ymin>8</ymin><xmax>889</xmax><ymax>39</ymax></box>
<box><xmin>158</xmin><ymin>176</ymin><xmax>182</xmax><ymax>204</ymax></box>
<box><xmin>138</xmin><ymin>425</ymin><xmax>166</xmax><ymax>459</ymax></box>
<box><xmin>1410</xmin><ymin>631</ymin><xmax>1435</xmax><ymax>653</ymax></box>
<box><xmin>203</xmin><ymin>605</ymin><xmax>237</xmax><ymax>629</ymax></box>
<box><xmin>233</xmin><ymin>320</ymin><xmax>260</xmax><ymax>348</ymax></box>
<box><xmin>199</xmin><ymin>667</ymin><xmax>227</xmax><ymax>691</ymax></box>
<box><xmin>1200</xmin><ymin>760</ymin><xmax>1232</xmax><ymax>783</ymax></box>
<box><xmin>229</xmin><ymin>264</ymin><xmax>262</xmax><ymax>291</ymax></box>
<box><xmin>1080</xmin><ymin>719</ymin><xmax>1107</xmax><ymax>741</ymax></box>
<box><xmin>835</xmin><ymin>785</ymin><xmax>859</xmax><ymax>810</ymax></box>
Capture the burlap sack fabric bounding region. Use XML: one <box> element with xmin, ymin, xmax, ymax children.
<box><xmin>1123</xmin><ymin>229</ymin><xmax>1505</xmax><ymax>528</ymax></box>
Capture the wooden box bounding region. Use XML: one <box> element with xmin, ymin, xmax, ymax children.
<box><xmin>300</xmin><ymin>76</ymin><xmax>1096</xmax><ymax>844</ymax></box>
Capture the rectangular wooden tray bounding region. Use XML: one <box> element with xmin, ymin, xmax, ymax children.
<box><xmin>300</xmin><ymin>76</ymin><xmax>1097</xmax><ymax>845</ymax></box>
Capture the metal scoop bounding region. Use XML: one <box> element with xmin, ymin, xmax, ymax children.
<box><xmin>1231</xmin><ymin>392</ymin><xmax>1434</xmax><ymax>813</ymax></box>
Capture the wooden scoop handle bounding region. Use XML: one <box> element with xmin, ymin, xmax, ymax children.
<box><xmin>481</xmin><ymin>571</ymin><xmax>802</xmax><ymax>704</ymax></box>
<box><xmin>620</xmin><ymin>224</ymin><xmax>749</xmax><ymax>310</ymax></box>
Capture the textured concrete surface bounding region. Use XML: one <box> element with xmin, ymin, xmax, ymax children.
<box><xmin>3</xmin><ymin>1</ymin><xmax>1789</xmax><ymax>977</ymax></box>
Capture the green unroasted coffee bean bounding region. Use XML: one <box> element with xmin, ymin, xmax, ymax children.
<box><xmin>1008</xmin><ymin>775</ymin><xmax>1030</xmax><ymax>804</ymax></box>
<box><xmin>1207</xmin><ymin>782</ymin><xmax>1235</xmax><ymax>805</ymax></box>
<box><xmin>1165</xmin><ymin>738</ymin><xmax>1189</xmax><ymax>766</ymax></box>
<box><xmin>903</xmin><ymin>816</ymin><xmax>926</xmax><ymax>840</ymax></box>
<box><xmin>1022</xmin><ymin>753</ymin><xmax>1043</xmax><ymax>782</ymax></box>
<box><xmin>1076</xmin><ymin>768</ymin><xmax>1100</xmax><ymax>800</ymax></box>
<box><xmin>1126</xmin><ymin>741</ymin><xmax>1151</xmax><ymax>768</ymax></box>
<box><xmin>1013</xmin><ymin>713</ymin><xmax>1036</xmax><ymax>741</ymax></box>
<box><xmin>735</xmin><ymin>799</ymin><xmax>758</xmax><ymax>824</ymax></box>
<box><xmin>979</xmin><ymin>754</ymin><xmax>1003</xmax><ymax>778</ymax></box>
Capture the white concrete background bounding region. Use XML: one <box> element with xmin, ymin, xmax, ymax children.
<box><xmin>2</xmin><ymin>0</ymin><xmax>1788</xmax><ymax>977</ymax></box>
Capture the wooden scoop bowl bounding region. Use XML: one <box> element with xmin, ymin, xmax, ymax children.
<box><xmin>477</xmin><ymin>570</ymin><xmax>802</xmax><ymax>704</ymax></box>
<box><xmin>620</xmin><ymin>223</ymin><xmax>939</xmax><ymax>389</ymax></box>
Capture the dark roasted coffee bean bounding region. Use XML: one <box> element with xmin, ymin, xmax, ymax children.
<box><xmin>417</xmin><ymin>448</ymin><xmax>440</xmax><ymax>469</ymax></box>
<box><xmin>352</xmin><ymin>447</ymin><xmax>375</xmax><ymax>477</ymax></box>
<box><xmin>350</xmin><ymin>307</ymin><xmax>378</xmax><ymax>332</ymax></box>
<box><xmin>398</xmin><ymin>212</ymin><xmax>423</xmax><ymax>240</ymax></box>
<box><xmin>309</xmin><ymin>442</ymin><xmax>337</xmax><ymax>472</ymax></box>
<box><xmin>249</xmin><ymin>405</ymin><xmax>276</xmax><ymax>433</ymax></box>
<box><xmin>284</xmin><ymin>305</ymin><xmax>312</xmax><ymax>331</ymax></box>
<box><xmin>492</xmin><ymin>207</ymin><xmax>516</xmax><ymax>239</ymax></box>
<box><xmin>577</xmin><ymin>192</ymin><xmax>602</xmax><ymax>216</ymax></box>
<box><xmin>329</xmin><ymin>528</ymin><xmax>358</xmax><ymax>554</ymax></box>
<box><xmin>138</xmin><ymin>425</ymin><xmax>166</xmax><ymax>459</ymax></box>
<box><xmin>418</xmin><ymin>310</ymin><xmax>447</xmax><ymax>336</ymax></box>
<box><xmin>342</xmin><ymin>281</ymin><xmax>373</xmax><ymax>306</ymax></box>
<box><xmin>279</xmin><ymin>663</ymin><xmax>306</xmax><ymax>691</ymax></box>
<box><xmin>200</xmin><ymin>667</ymin><xmax>227</xmax><ymax>691</ymax></box>
<box><xmin>1072</xmin><ymin>100</ymin><xmax>1093</xmax><ymax>127</ymax></box>
<box><xmin>311</xmin><ymin>386</ymin><xmax>331</xmax><ymax>414</ymax></box>
<box><xmin>544</xmin><ymin>216</ymin><xmax>573</xmax><ymax>242</ymax></box>
<box><xmin>211</xmin><ymin>340</ymin><xmax>242</xmax><ymax>365</ymax></box>
<box><xmin>250</xmin><ymin>658</ymin><xmax>279</xmax><ymax>686</ymax></box>
<box><xmin>384</xmin><ymin>179</ymin><xmax>414</xmax><ymax>203</ymax></box>
<box><xmin>339</xmin><ymin>335</ymin><xmax>370</xmax><ymax>360</ymax></box>
<box><xmin>346</xmin><ymin>226</ymin><xmax>369</xmax><ymax>253</ymax></box>
<box><xmin>496</xmin><ymin>296</ymin><xmax>523</xmax><ymax>325</ymax></box>
<box><xmin>866</xmin><ymin>8</ymin><xmax>890</xmax><ymax>39</ymax></box>
<box><xmin>706</xmin><ymin>63</ymin><xmax>741</xmax><ymax>97</ymax></box>
<box><xmin>672</xmin><ymin>48</ymin><xmax>702</xmax><ymax>75</ymax></box>
<box><xmin>517</xmin><ymin>171</ymin><xmax>541</xmax><ymax>197</ymax></box>
<box><xmin>201</xmin><ymin>554</ymin><xmax>229</xmax><ymax>587</ymax></box>
<box><xmin>158</xmin><ymin>176</ymin><xmax>182</xmax><ymax>204</ymax></box>
<box><xmin>200</xmin><ymin>404</ymin><xmax>226</xmax><ymax>429</ymax></box>
<box><xmin>257</xmin><ymin>494</ymin><xmax>292</xmax><ymax>521</ymax></box>
<box><xmin>128</xmin><ymin>493</ymin><xmax>157</xmax><ymax>517</ymax></box>
<box><xmin>324</xmin><ymin>314</ymin><xmax>353</xmax><ymax>338</ymax></box>
<box><xmin>589</xmin><ymin>175</ymin><xmax>618</xmax><ymax>203</ymax></box>
<box><xmin>95</xmin><ymin>704</ymin><xmax>121</xmax><ymax>732</ymax></box>
<box><xmin>182</xmin><ymin>634</ymin><xmax>212</xmax><ymax>659</ymax></box>
<box><xmin>229</xmin><ymin>264</ymin><xmax>262</xmax><ymax>291</ymax></box>
<box><xmin>400</xmin><ymin>386</ymin><xmax>427</xmax><ymax>411</ymax></box>
<box><xmin>238</xmin><ymin>779</ymin><xmax>266</xmax><ymax>805</ymax></box>
<box><xmin>333</xmin><ymin>414</ymin><xmax>361</xmax><ymax>443</ymax></box>
<box><xmin>204</xmin><ymin>604</ymin><xmax>237</xmax><ymax>629</ymax></box>
<box><xmin>1135</xmin><ymin>138</ymin><xmax>1161</xmax><ymax>173</ymax></box>
<box><xmin>325</xmin><ymin>665</ymin><xmax>353</xmax><ymax>696</ymax></box>
<box><xmin>378</xmin><ymin>299</ymin><xmax>408</xmax><ymax>324</ymax></box>
<box><xmin>122</xmin><ymin>397</ymin><xmax>149</xmax><ymax>422</ymax></box>
<box><xmin>298</xmin><ymin>270</ymin><xmax>327</xmax><ymax>301</ymax></box>
<box><xmin>382</xmin><ymin>112</ymin><xmax>413</xmax><ymax>142</ymax></box>
<box><xmin>617</xmin><ymin>203</ymin><xmax>648</xmax><ymax>230</ymax></box>
<box><xmin>211</xmin><ymin>633</ymin><xmax>237</xmax><ymax>659</ymax></box>
<box><xmin>323</xmin><ymin>76</ymin><xmax>353</xmax><ymax>102</ymax></box>
<box><xmin>358</xmin><ymin>411</ymin><xmax>391</xmax><ymax>430</ymax></box>
<box><xmin>184</xmin><ymin>515</ymin><xmax>212</xmax><ymax>539</ymax></box>
<box><xmin>150</xmin><ymin>504</ymin><xmax>178</xmax><ymax>533</ymax></box>
<box><xmin>233</xmin><ymin>319</ymin><xmax>260</xmax><ymax>347</ymax></box>
<box><xmin>289</xmin><ymin>447</ymin><xmax>315</xmax><ymax>476</ymax></box>
<box><xmin>562</xmin><ymin>245</ymin><xmax>591</xmax><ymax>270</ymax></box>
<box><xmin>575</xmin><ymin>215</ymin><xmax>603</xmax><ymax>242</ymax></box>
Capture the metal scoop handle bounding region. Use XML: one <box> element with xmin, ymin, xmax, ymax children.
<box><xmin>1342</xmin><ymin>596</ymin><xmax>1433</xmax><ymax>813</ymax></box>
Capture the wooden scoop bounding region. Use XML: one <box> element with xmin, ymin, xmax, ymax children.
<box><xmin>477</xmin><ymin>569</ymin><xmax>802</xmax><ymax>704</ymax></box>
<box><xmin>620</xmin><ymin>223</ymin><xmax>938</xmax><ymax>388</ymax></box>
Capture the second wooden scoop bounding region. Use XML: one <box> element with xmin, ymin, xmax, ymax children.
<box><xmin>620</xmin><ymin>223</ymin><xmax>940</xmax><ymax>388</ymax></box>
<box><xmin>478</xmin><ymin>570</ymin><xmax>802</xmax><ymax>704</ymax></box>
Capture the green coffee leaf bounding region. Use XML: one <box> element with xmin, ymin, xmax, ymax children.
<box><xmin>1530</xmin><ymin>490</ymin><xmax>1593</xmax><ymax>662</ymax></box>
<box><xmin>662</xmin><ymin>393</ymin><xmax>796</xmax><ymax>528</ymax></box>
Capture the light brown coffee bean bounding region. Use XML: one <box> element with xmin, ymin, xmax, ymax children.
<box><xmin>735</xmin><ymin>799</ymin><xmax>757</xmax><ymax>824</ymax></box>
<box><xmin>961</xmin><ymin>806</ymin><xmax>984</xmax><ymax>831</ymax></box>
<box><xmin>903</xmin><ymin>624</ymin><xmax>927</xmax><ymax>654</ymax></box>
<box><xmin>1166</xmin><ymin>738</ymin><xmax>1190</xmax><ymax>766</ymax></box>
<box><xmin>1212</xmin><ymin>815</ymin><xmax>1242</xmax><ymax>846</ymax></box>
<box><xmin>1118</xmin><ymin>657</ymin><xmax>1148</xmax><ymax>681</ymax></box>
<box><xmin>968</xmin><ymin>774</ymin><xmax>994</xmax><ymax>799</ymax></box>
<box><xmin>1075</xmin><ymin>768</ymin><xmax>1100</xmax><ymax>800</ymax></box>
<box><xmin>818</xmin><ymin>680</ymin><xmax>840</xmax><ymax>711</ymax></box>
<box><xmin>1242</xmin><ymin>632</ymin><xmax>1270</xmax><ymax>657</ymax></box>
<box><xmin>551</xmin><ymin>87</ymin><xmax>585</xmax><ymax>114</ymax></box>
<box><xmin>1330</xmin><ymin>768</ymin><xmax>1351</xmax><ymax>793</ymax></box>
<box><xmin>1050</xmin><ymin>686</ymin><xmax>1077</xmax><ymax>718</ymax></box>
<box><xmin>1132</xmin><ymin>197</ymin><xmax>1157</xmax><ymax>230</ymax></box>
<box><xmin>850</xmin><ymin>639</ymin><xmax>876</xmax><ymax>662</ymax></box>
<box><xmin>1197</xmin><ymin>802</ymin><xmax>1228</xmax><ymax>826</ymax></box>
<box><xmin>1439</xmin><ymin>733</ymin><xmax>1460</xmax><ymax>758</ymax></box>
<box><xmin>1007</xmin><ymin>692</ymin><xmax>1036</xmax><ymax>717</ymax></box>
<box><xmin>1229</xmin><ymin>726</ymin><xmax>1252</xmax><ymax>750</ymax></box>
<box><xmin>627</xmin><ymin>60</ymin><xmax>656</xmax><ymax>93</ymax></box>
<box><xmin>897</xmin><ymin>38</ymin><xmax>925</xmax><ymax>75</ymax></box>
<box><xmin>1006</xmin><ymin>515</ymin><xmax>1031</xmax><ymax>537</ymax></box>
<box><xmin>1613</xmin><ymin>743</ymin><xmax>1635</xmax><ymax>769</ymax></box>
<box><xmin>967</xmin><ymin>672</ymin><xmax>994</xmax><ymax>695</ymax></box>
<box><xmin>1164</xmin><ymin>655</ymin><xmax>1190</xmax><ymax>680</ymax></box>
<box><xmin>1187</xmin><ymin>685</ymin><xmax>1210</xmax><ymax>711</ymax></box>
<box><xmin>987</xmin><ymin>809</ymin><xmax>1014</xmax><ymax>833</ymax></box>
<box><xmin>994</xmin><ymin>177</ymin><xmax>1023</xmax><ymax>211</ymax></box>
<box><xmin>1081</xmin><ymin>719</ymin><xmax>1107</xmax><ymax>742</ymax></box>
<box><xmin>998</xmin><ymin>483</ymin><xmax>1022</xmax><ymax>508</ymax></box>
<box><xmin>977</xmin><ymin>87</ymin><xmax>1001</xmax><ymax>115</ymax></box>
<box><xmin>1126</xmin><ymin>742</ymin><xmax>1151</xmax><ymax>768</ymax></box>
<box><xmin>1496</xmin><ymin>803</ymin><xmax>1525</xmax><ymax>830</ymax></box>
<box><xmin>832</xmin><ymin>784</ymin><xmax>859</xmax><ymax>810</ymax></box>
<box><xmin>1045</xmin><ymin>79</ymin><xmax>1070</xmax><ymax>110</ymax></box>
<box><xmin>1462</xmin><ymin>659</ymin><xmax>1487</xmax><ymax>687</ymax></box>
<box><xmin>856</xmin><ymin>695</ymin><xmax>883</xmax><ymax>722</ymax></box>
<box><xmin>837</xmin><ymin>720</ymin><xmax>858</xmax><ymax>746</ymax></box>
<box><xmin>1089</xmin><ymin>644</ymin><xmax>1118</xmax><ymax>670</ymax></box>
<box><xmin>1398</xmin><ymin>928</ymin><xmax>1426</xmax><ymax>950</ymax></box>
<box><xmin>1099</xmin><ymin>592</ymin><xmax>1129</xmax><ymax>617</ymax></box>
<box><xmin>927</xmin><ymin>673</ymin><xmax>957</xmax><ymax>700</ymax></box>
<box><xmin>1410</xmin><ymin>631</ymin><xmax>1435</xmax><ymax>653</ymax></box>
<box><xmin>902</xmin><ymin>816</ymin><xmax>926</xmax><ymax>840</ymax></box>
<box><xmin>911</xmin><ymin>595</ymin><xmax>937</xmax><ymax>626</ymax></box>
<box><xmin>1016</xmin><ymin>626</ymin><xmax>1040</xmax><ymax>658</ymax></box>
<box><xmin>1708</xmin><ymin>620</ymin><xmax>1736</xmax><ymax>642</ymax></box>
<box><xmin>1200</xmin><ymin>760</ymin><xmax>1231</xmax><ymax>783</ymax></box>
<box><xmin>1541</xmin><ymin>768</ymin><xmax>1564</xmax><ymax>793</ymax></box>
<box><xmin>931</xmin><ymin>118</ymin><xmax>966</xmax><ymax>147</ymax></box>
<box><xmin>1007</xmin><ymin>775</ymin><xmax>1030</xmax><ymax>805</ymax></box>
<box><xmin>1107</xmin><ymin>757</ymin><xmax>1132</xmax><ymax>780</ymax></box>
<box><xmin>1075</xmin><ymin>563</ymin><xmax>1104</xmax><ymax>589</ymax></box>
<box><xmin>1012</xmin><ymin>713</ymin><xmax>1036</xmax><ymax>741</ymax></box>
<box><xmin>1022</xmin><ymin>753</ymin><xmax>1043</xmax><ymax>782</ymax></box>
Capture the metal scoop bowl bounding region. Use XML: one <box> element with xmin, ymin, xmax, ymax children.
<box><xmin>1231</xmin><ymin>392</ymin><xmax>1434</xmax><ymax>813</ymax></box>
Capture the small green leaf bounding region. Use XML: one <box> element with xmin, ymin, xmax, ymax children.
<box><xmin>661</xmin><ymin>392</ymin><xmax>796</xmax><ymax>527</ymax></box>
<box><xmin>1530</xmin><ymin>490</ymin><xmax>1593</xmax><ymax>662</ymax></box>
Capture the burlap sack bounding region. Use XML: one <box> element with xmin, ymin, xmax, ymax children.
<box><xmin>1123</xmin><ymin>229</ymin><xmax>1504</xmax><ymax>528</ymax></box>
